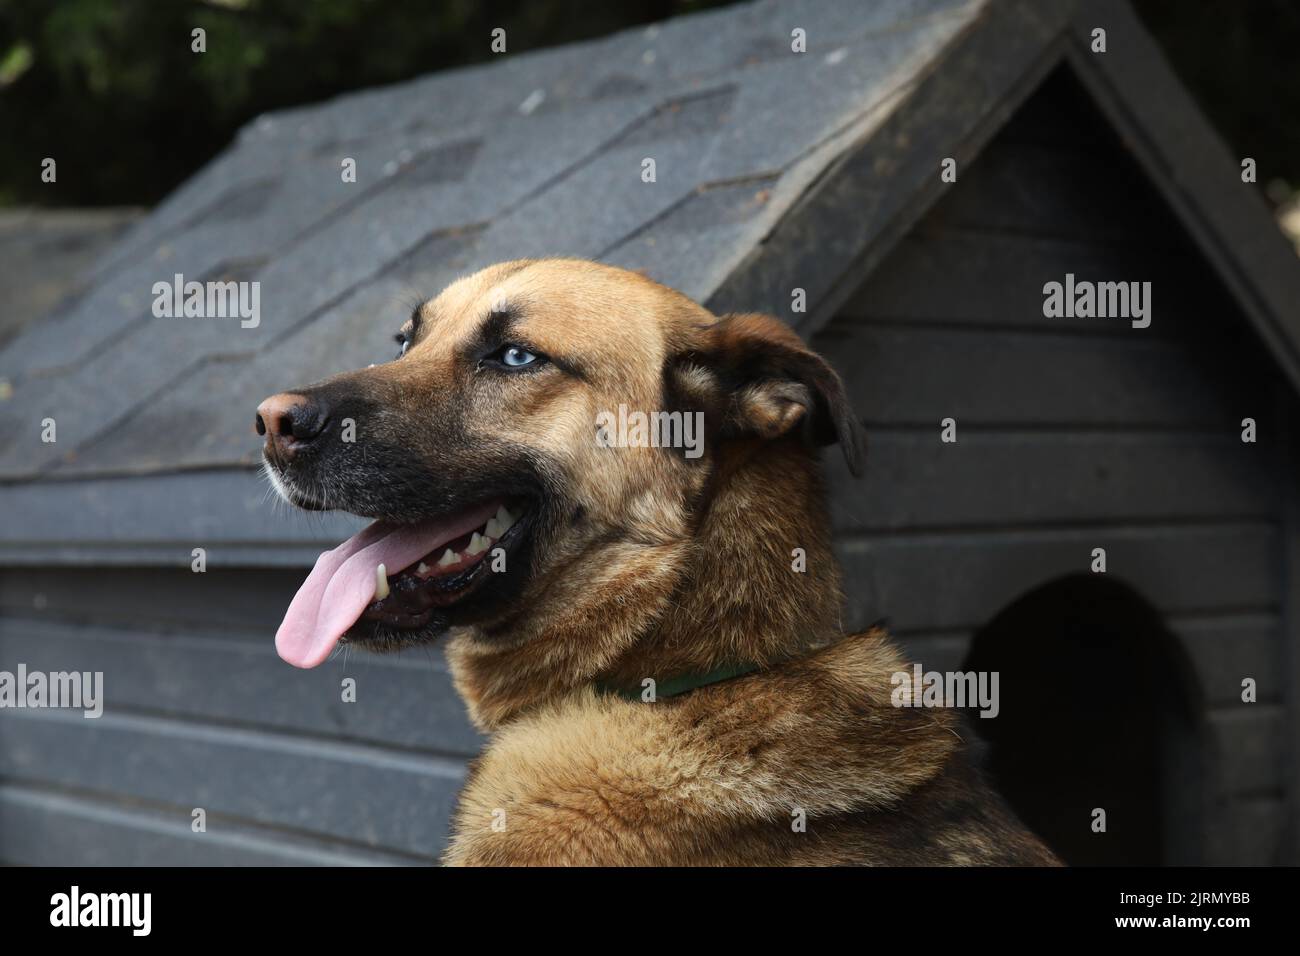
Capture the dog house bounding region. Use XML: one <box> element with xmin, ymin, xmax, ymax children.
<box><xmin>0</xmin><ymin>0</ymin><xmax>1296</xmax><ymax>865</ymax></box>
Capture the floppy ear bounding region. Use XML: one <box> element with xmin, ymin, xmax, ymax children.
<box><xmin>699</xmin><ymin>312</ymin><xmax>866</xmax><ymax>476</ymax></box>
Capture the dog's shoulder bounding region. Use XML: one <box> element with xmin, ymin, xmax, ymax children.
<box><xmin>444</xmin><ymin>629</ymin><xmax>970</xmax><ymax>865</ymax></box>
<box><xmin>445</xmin><ymin>687</ymin><xmax>697</xmax><ymax>866</ymax></box>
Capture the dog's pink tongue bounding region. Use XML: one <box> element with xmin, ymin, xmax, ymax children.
<box><xmin>275</xmin><ymin>520</ymin><xmax>389</xmax><ymax>669</ymax></box>
<box><xmin>275</xmin><ymin>504</ymin><xmax>498</xmax><ymax>669</ymax></box>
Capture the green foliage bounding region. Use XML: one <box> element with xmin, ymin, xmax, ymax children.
<box><xmin>2</xmin><ymin>0</ymin><xmax>1297</xmax><ymax>207</ymax></box>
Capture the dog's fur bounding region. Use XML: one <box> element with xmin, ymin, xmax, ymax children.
<box><xmin>261</xmin><ymin>258</ymin><xmax>1059</xmax><ymax>866</ymax></box>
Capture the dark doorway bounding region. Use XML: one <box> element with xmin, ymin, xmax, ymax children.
<box><xmin>960</xmin><ymin>574</ymin><xmax>1205</xmax><ymax>865</ymax></box>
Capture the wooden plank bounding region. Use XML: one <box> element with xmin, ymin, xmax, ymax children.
<box><xmin>893</xmin><ymin>618</ymin><xmax>1282</xmax><ymax>711</ymax></box>
<box><xmin>833</xmin><ymin>229</ymin><xmax>1228</xmax><ymax>333</ymax></box>
<box><xmin>1168</xmin><ymin>614</ymin><xmax>1283</xmax><ymax>707</ymax></box>
<box><xmin>991</xmin><ymin>66</ymin><xmax>1106</xmax><ymax>149</ymax></box>
<box><xmin>0</xmin><ymin>617</ymin><xmax>483</xmax><ymax>756</ymax></box>
<box><xmin>835</xmin><ymin>521</ymin><xmax>1279</xmax><ymax>633</ymax></box>
<box><xmin>0</xmin><ymin>781</ymin><xmax>417</xmax><ymax>866</ymax></box>
<box><xmin>0</xmin><ymin>469</ymin><xmax>363</xmax><ymax>566</ymax></box>
<box><xmin>1278</xmin><ymin>388</ymin><xmax>1300</xmax><ymax>863</ymax></box>
<box><xmin>1204</xmin><ymin>796</ymin><xmax>1286</xmax><ymax>866</ymax></box>
<box><xmin>0</xmin><ymin>567</ymin><xmax>308</xmax><ymax>634</ymax></box>
<box><xmin>820</xmin><ymin>324</ymin><xmax>1266</xmax><ymax>428</ymax></box>
<box><xmin>923</xmin><ymin>138</ymin><xmax>1182</xmax><ymax>242</ymax></box>
<box><xmin>1211</xmin><ymin>706</ymin><xmax>1283</xmax><ymax>796</ymax></box>
<box><xmin>0</xmin><ymin>708</ymin><xmax>466</xmax><ymax>859</ymax></box>
<box><xmin>894</xmin><ymin>631</ymin><xmax>970</xmax><ymax>672</ymax></box>
<box><xmin>825</xmin><ymin>431</ymin><xmax>1278</xmax><ymax>531</ymax></box>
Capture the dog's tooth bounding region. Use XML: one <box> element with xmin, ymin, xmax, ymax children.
<box><xmin>466</xmin><ymin>532</ymin><xmax>489</xmax><ymax>556</ymax></box>
<box><xmin>437</xmin><ymin>548</ymin><xmax>458</xmax><ymax>567</ymax></box>
<box><xmin>416</xmin><ymin>561</ymin><xmax>430</xmax><ymax>575</ymax></box>
<box><xmin>483</xmin><ymin>517</ymin><xmax>504</xmax><ymax>539</ymax></box>
<box><xmin>496</xmin><ymin>505</ymin><xmax>516</xmax><ymax>530</ymax></box>
<box><xmin>374</xmin><ymin>563</ymin><xmax>390</xmax><ymax>600</ymax></box>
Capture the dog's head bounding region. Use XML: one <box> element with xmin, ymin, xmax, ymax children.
<box><xmin>260</xmin><ymin>259</ymin><xmax>862</xmax><ymax>669</ymax></box>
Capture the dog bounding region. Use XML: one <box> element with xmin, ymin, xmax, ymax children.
<box><xmin>257</xmin><ymin>258</ymin><xmax>1059</xmax><ymax>866</ymax></box>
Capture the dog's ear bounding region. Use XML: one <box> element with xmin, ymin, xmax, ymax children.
<box><xmin>695</xmin><ymin>312</ymin><xmax>865</xmax><ymax>476</ymax></box>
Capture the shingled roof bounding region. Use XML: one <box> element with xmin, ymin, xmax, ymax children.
<box><xmin>4</xmin><ymin>0</ymin><xmax>1300</xmax><ymax>565</ymax></box>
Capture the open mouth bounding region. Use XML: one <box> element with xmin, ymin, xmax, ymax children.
<box><xmin>275</xmin><ymin>496</ymin><xmax>529</xmax><ymax>668</ymax></box>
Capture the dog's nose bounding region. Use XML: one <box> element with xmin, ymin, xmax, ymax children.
<box><xmin>256</xmin><ymin>393</ymin><xmax>327</xmax><ymax>452</ymax></box>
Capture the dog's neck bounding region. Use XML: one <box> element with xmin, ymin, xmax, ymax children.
<box><xmin>446</xmin><ymin>439</ymin><xmax>847</xmax><ymax>731</ymax></box>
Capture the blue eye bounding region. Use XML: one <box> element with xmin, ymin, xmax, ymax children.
<box><xmin>499</xmin><ymin>346</ymin><xmax>538</xmax><ymax>368</ymax></box>
<box><xmin>477</xmin><ymin>343</ymin><xmax>547</xmax><ymax>373</ymax></box>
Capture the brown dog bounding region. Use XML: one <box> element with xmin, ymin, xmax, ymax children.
<box><xmin>257</xmin><ymin>258</ymin><xmax>1058</xmax><ymax>865</ymax></box>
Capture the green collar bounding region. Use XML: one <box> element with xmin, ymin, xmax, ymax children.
<box><xmin>595</xmin><ymin>661</ymin><xmax>762</xmax><ymax>702</ymax></box>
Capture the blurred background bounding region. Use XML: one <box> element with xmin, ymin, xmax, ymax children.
<box><xmin>0</xmin><ymin>1</ymin><xmax>1298</xmax><ymax>208</ymax></box>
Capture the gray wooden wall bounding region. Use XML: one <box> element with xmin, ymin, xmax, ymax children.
<box><xmin>815</xmin><ymin>71</ymin><xmax>1289</xmax><ymax>864</ymax></box>
<box><xmin>0</xmin><ymin>566</ymin><xmax>479</xmax><ymax>864</ymax></box>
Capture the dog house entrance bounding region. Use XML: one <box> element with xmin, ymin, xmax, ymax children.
<box><xmin>959</xmin><ymin>574</ymin><xmax>1205</xmax><ymax>865</ymax></box>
